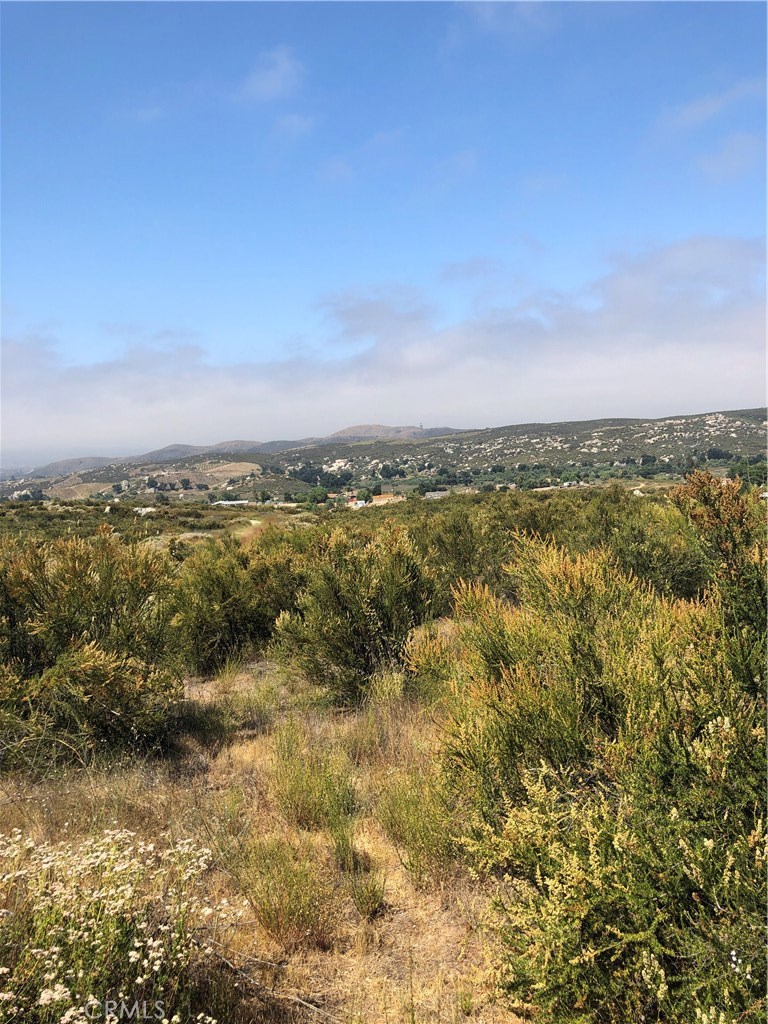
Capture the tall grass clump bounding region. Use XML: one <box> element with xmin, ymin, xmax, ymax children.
<box><xmin>376</xmin><ymin>766</ymin><xmax>455</xmax><ymax>886</ymax></box>
<box><xmin>347</xmin><ymin>869</ymin><xmax>387</xmax><ymax>920</ymax></box>
<box><xmin>232</xmin><ymin>835</ymin><xmax>337</xmax><ymax>952</ymax></box>
<box><xmin>440</xmin><ymin>477</ymin><xmax>766</xmax><ymax>1023</ymax></box>
<box><xmin>271</xmin><ymin>718</ymin><xmax>358</xmax><ymax>831</ymax></box>
<box><xmin>0</xmin><ymin>828</ymin><xmax>243</xmax><ymax>1023</ymax></box>
<box><xmin>273</xmin><ymin>528</ymin><xmax>438</xmax><ymax>702</ymax></box>
<box><xmin>339</xmin><ymin>694</ymin><xmax>415</xmax><ymax>769</ymax></box>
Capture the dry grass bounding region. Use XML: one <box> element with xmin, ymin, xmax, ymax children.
<box><xmin>0</xmin><ymin>661</ymin><xmax>522</xmax><ymax>1023</ymax></box>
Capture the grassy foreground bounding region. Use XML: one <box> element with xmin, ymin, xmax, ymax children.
<box><xmin>1</xmin><ymin>661</ymin><xmax>516</xmax><ymax>1023</ymax></box>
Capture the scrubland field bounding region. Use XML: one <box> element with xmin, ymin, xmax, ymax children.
<box><xmin>0</xmin><ymin>474</ymin><xmax>765</xmax><ymax>1024</ymax></box>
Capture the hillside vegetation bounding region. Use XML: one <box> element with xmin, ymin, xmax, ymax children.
<box><xmin>4</xmin><ymin>407</ymin><xmax>765</xmax><ymax>504</ymax></box>
<box><xmin>0</xmin><ymin>475</ymin><xmax>764</xmax><ymax>1023</ymax></box>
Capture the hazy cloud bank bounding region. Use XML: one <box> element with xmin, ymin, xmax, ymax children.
<box><xmin>2</xmin><ymin>236</ymin><xmax>764</xmax><ymax>466</ymax></box>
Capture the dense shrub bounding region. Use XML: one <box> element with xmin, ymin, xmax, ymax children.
<box><xmin>671</xmin><ymin>471</ymin><xmax>766</xmax><ymax>693</ymax></box>
<box><xmin>581</xmin><ymin>487</ymin><xmax>709</xmax><ymax>599</ymax></box>
<box><xmin>273</xmin><ymin>528</ymin><xmax>438</xmax><ymax>702</ymax></box>
<box><xmin>444</xmin><ymin>539</ymin><xmax>656</xmax><ymax>822</ymax></box>
<box><xmin>11</xmin><ymin>644</ymin><xmax>178</xmax><ymax>758</ymax></box>
<box><xmin>0</xmin><ymin>529</ymin><xmax>176</xmax><ymax>676</ymax></box>
<box><xmin>0</xmin><ymin>475</ymin><xmax>763</xmax><ymax>1016</ymax></box>
<box><xmin>409</xmin><ymin>502</ymin><xmax>518</xmax><ymax>601</ymax></box>
<box><xmin>0</xmin><ymin>531</ymin><xmax>180</xmax><ymax>765</ymax></box>
<box><xmin>441</xmin><ymin>516</ymin><xmax>766</xmax><ymax>1022</ymax></box>
<box><xmin>172</xmin><ymin>537</ymin><xmax>303</xmax><ymax>674</ymax></box>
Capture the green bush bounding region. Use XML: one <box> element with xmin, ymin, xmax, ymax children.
<box><xmin>273</xmin><ymin>528</ymin><xmax>438</xmax><ymax>702</ymax></box>
<box><xmin>0</xmin><ymin>529</ymin><xmax>176</xmax><ymax>677</ymax></box>
<box><xmin>477</xmin><ymin>766</ymin><xmax>765</xmax><ymax>1024</ymax></box>
<box><xmin>440</xmin><ymin>517</ymin><xmax>766</xmax><ymax>1022</ymax></box>
<box><xmin>172</xmin><ymin>537</ymin><xmax>302</xmax><ymax>674</ymax></box>
<box><xmin>410</xmin><ymin>503</ymin><xmax>513</xmax><ymax>603</ymax></box>
<box><xmin>0</xmin><ymin>532</ymin><xmax>181</xmax><ymax>766</ymax></box>
<box><xmin>671</xmin><ymin>471</ymin><xmax>766</xmax><ymax>693</ymax></box>
<box><xmin>583</xmin><ymin>488</ymin><xmax>709</xmax><ymax>599</ymax></box>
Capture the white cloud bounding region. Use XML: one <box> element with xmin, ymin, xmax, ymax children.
<box><xmin>472</xmin><ymin>1</ymin><xmax>556</xmax><ymax>34</ymax></box>
<box><xmin>318</xmin><ymin>156</ymin><xmax>355</xmax><ymax>185</ymax></box>
<box><xmin>239</xmin><ymin>47</ymin><xmax>304</xmax><ymax>102</ymax></box>
<box><xmin>448</xmin><ymin>1</ymin><xmax>558</xmax><ymax>46</ymax></box>
<box><xmin>520</xmin><ymin>172</ymin><xmax>567</xmax><ymax>197</ymax></box>
<box><xmin>659</xmin><ymin>78</ymin><xmax>764</xmax><ymax>133</ymax></box>
<box><xmin>441</xmin><ymin>258</ymin><xmax>504</xmax><ymax>282</ymax></box>
<box><xmin>696</xmin><ymin>132</ymin><xmax>764</xmax><ymax>182</ymax></box>
<box><xmin>2</xmin><ymin>237</ymin><xmax>764</xmax><ymax>465</ymax></box>
<box><xmin>129</xmin><ymin>106</ymin><xmax>166</xmax><ymax>124</ymax></box>
<box><xmin>318</xmin><ymin>287</ymin><xmax>434</xmax><ymax>347</ymax></box>
<box><xmin>274</xmin><ymin>112</ymin><xmax>316</xmax><ymax>139</ymax></box>
<box><xmin>318</xmin><ymin>128</ymin><xmax>407</xmax><ymax>186</ymax></box>
<box><xmin>444</xmin><ymin>147</ymin><xmax>478</xmax><ymax>181</ymax></box>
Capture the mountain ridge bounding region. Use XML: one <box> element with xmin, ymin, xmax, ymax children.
<box><xmin>14</xmin><ymin>409</ymin><xmax>766</xmax><ymax>482</ymax></box>
<box><xmin>25</xmin><ymin>424</ymin><xmax>463</xmax><ymax>478</ymax></box>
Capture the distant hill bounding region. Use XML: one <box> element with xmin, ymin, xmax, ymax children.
<box><xmin>30</xmin><ymin>441</ymin><xmax>267</xmax><ymax>477</ymax></box>
<box><xmin>327</xmin><ymin>424</ymin><xmax>461</xmax><ymax>441</ymax></box>
<box><xmin>29</xmin><ymin>455</ymin><xmax>120</xmax><ymax>477</ymax></box>
<box><xmin>16</xmin><ymin>411</ymin><xmax>766</xmax><ymax>501</ymax></box>
<box><xmin>128</xmin><ymin>444</ymin><xmax>207</xmax><ymax>464</ymax></box>
<box><xmin>27</xmin><ymin>424</ymin><xmax>461</xmax><ymax>477</ymax></box>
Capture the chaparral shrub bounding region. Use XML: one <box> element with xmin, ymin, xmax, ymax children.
<box><xmin>172</xmin><ymin>536</ymin><xmax>303</xmax><ymax>675</ymax></box>
<box><xmin>273</xmin><ymin>528</ymin><xmax>438</xmax><ymax>702</ymax></box>
<box><xmin>440</xmin><ymin>482</ymin><xmax>766</xmax><ymax>1023</ymax></box>
<box><xmin>0</xmin><ymin>531</ymin><xmax>180</xmax><ymax>766</ymax></box>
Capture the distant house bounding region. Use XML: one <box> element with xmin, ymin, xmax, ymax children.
<box><xmin>371</xmin><ymin>493</ymin><xmax>405</xmax><ymax>506</ymax></box>
<box><xmin>212</xmin><ymin>500</ymin><xmax>250</xmax><ymax>506</ymax></box>
<box><xmin>423</xmin><ymin>490</ymin><xmax>450</xmax><ymax>500</ymax></box>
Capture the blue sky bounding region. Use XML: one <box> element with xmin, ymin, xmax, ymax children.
<box><xmin>2</xmin><ymin>1</ymin><xmax>765</xmax><ymax>464</ymax></box>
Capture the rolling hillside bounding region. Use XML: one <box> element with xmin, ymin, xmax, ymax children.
<box><xmin>4</xmin><ymin>408</ymin><xmax>765</xmax><ymax>502</ymax></box>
